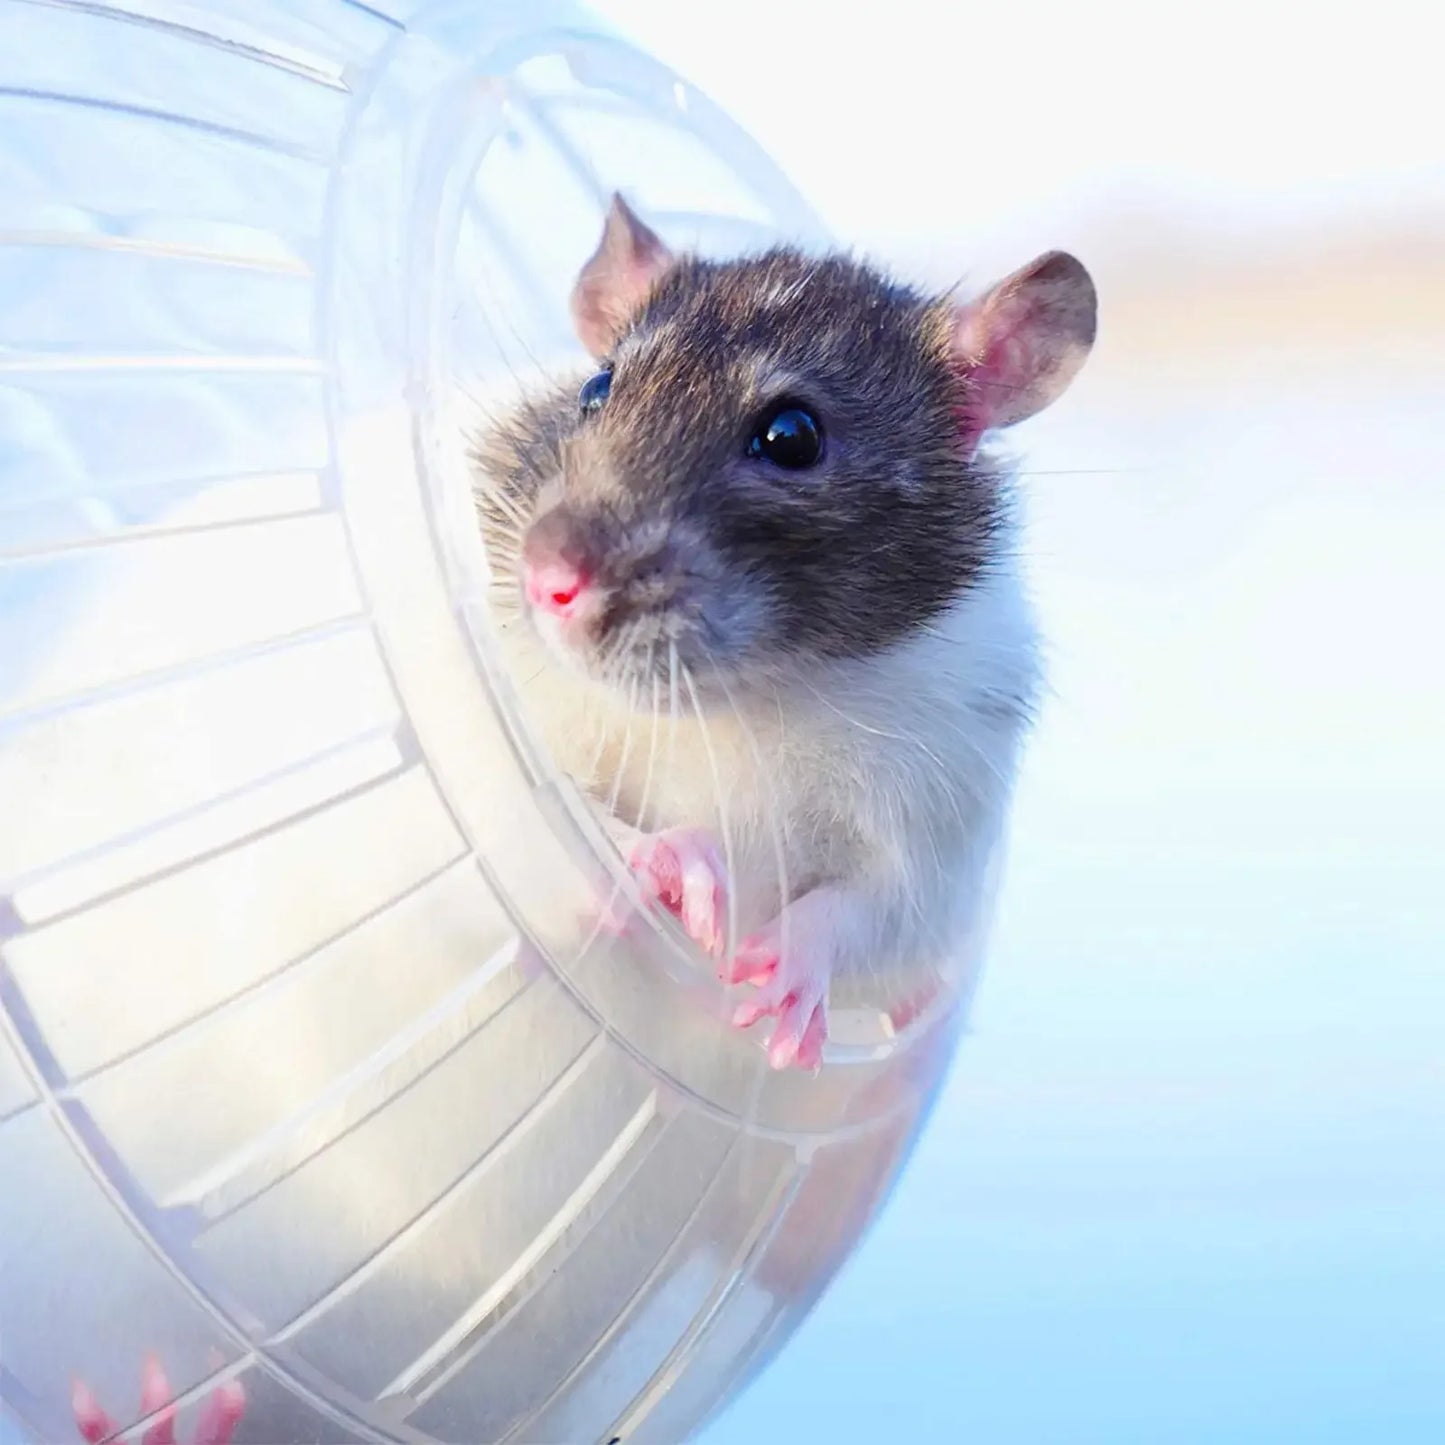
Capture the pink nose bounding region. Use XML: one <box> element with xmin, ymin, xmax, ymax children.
<box><xmin>524</xmin><ymin>555</ymin><xmax>590</xmax><ymax>616</ymax></box>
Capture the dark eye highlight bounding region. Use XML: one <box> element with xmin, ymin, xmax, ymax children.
<box><xmin>747</xmin><ymin>403</ymin><xmax>823</xmax><ymax>469</ymax></box>
<box><xmin>578</xmin><ymin>369</ymin><xmax>612</xmax><ymax>414</ymax></box>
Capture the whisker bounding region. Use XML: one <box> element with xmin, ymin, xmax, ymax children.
<box><xmin>1011</xmin><ymin>467</ymin><xmax>1149</xmax><ymax>477</ymax></box>
<box><xmin>633</xmin><ymin>649</ymin><xmax>663</xmax><ymax>835</ymax></box>
<box><xmin>581</xmin><ymin>656</ymin><xmax>625</xmax><ymax>792</ymax></box>
<box><xmin>799</xmin><ymin>675</ymin><xmax>949</xmax><ymax>774</ymax></box>
<box><xmin>680</xmin><ymin>662</ymin><xmax>740</xmax><ymax>967</ymax></box>
<box><xmin>603</xmin><ymin>669</ymin><xmax>640</xmax><ymax>822</ymax></box>
<box><xmin>472</xmin><ymin>492</ymin><xmax>527</xmax><ymax>525</ymax></box>
<box><xmin>704</xmin><ymin>647</ymin><xmax>792</xmax><ymax>970</ymax></box>
<box><xmin>697</xmin><ymin>649</ymin><xmax>789</xmax><ymax>1113</ymax></box>
<box><xmin>473</xmin><ymin>479</ymin><xmax>531</xmax><ymax>531</ymax></box>
<box><xmin>667</xmin><ymin>641</ymin><xmax>681</xmax><ymax>776</ymax></box>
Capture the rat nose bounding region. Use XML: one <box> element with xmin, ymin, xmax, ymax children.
<box><xmin>522</xmin><ymin>511</ymin><xmax>595</xmax><ymax>618</ymax></box>
<box><xmin>524</xmin><ymin>554</ymin><xmax>590</xmax><ymax>615</ymax></box>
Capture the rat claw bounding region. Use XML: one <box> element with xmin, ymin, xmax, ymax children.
<box><xmin>731</xmin><ymin>1000</ymin><xmax>767</xmax><ymax>1029</ymax></box>
<box><xmin>679</xmin><ymin>852</ymin><xmax>725</xmax><ymax>956</ymax></box>
<box><xmin>767</xmin><ymin>1007</ymin><xmax>804</xmax><ymax>1070</ymax></box>
<box><xmin>795</xmin><ymin>1001</ymin><xmax>828</xmax><ymax>1071</ymax></box>
<box><xmin>140</xmin><ymin>1355</ymin><xmax>169</xmax><ymax>1408</ymax></box>
<box><xmin>766</xmin><ymin>992</ymin><xmax>826</xmax><ymax>1071</ymax></box>
<box><xmin>629</xmin><ymin>828</ymin><xmax>728</xmax><ymax>958</ymax></box>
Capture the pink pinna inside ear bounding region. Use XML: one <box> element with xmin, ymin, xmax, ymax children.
<box><xmin>570</xmin><ymin>193</ymin><xmax>675</xmax><ymax>356</ymax></box>
<box><xmin>951</xmin><ymin>249</ymin><xmax>1097</xmax><ymax>435</ymax></box>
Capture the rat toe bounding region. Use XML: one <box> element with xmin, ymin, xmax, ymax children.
<box><xmin>139</xmin><ymin>1356</ymin><xmax>178</xmax><ymax>1445</ymax></box>
<box><xmin>72</xmin><ymin>1379</ymin><xmax>115</xmax><ymax>1445</ymax></box>
<box><xmin>678</xmin><ymin>848</ymin><xmax>726</xmax><ymax>958</ymax></box>
<box><xmin>795</xmin><ymin>1001</ymin><xmax>828</xmax><ymax>1070</ymax></box>
<box><xmin>631</xmin><ymin>829</ymin><xmax>728</xmax><ymax>956</ymax></box>
<box><xmin>723</xmin><ymin>936</ymin><xmax>777</xmax><ymax>987</ymax></box>
<box><xmin>768</xmin><ymin>987</ymin><xmax>827</xmax><ymax>1071</ymax></box>
<box><xmin>194</xmin><ymin>1380</ymin><xmax>246</xmax><ymax>1445</ymax></box>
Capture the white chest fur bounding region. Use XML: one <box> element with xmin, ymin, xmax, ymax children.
<box><xmin>501</xmin><ymin>550</ymin><xmax>1041</xmax><ymax>975</ymax></box>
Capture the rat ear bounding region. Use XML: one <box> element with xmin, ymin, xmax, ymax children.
<box><xmin>950</xmin><ymin>251</ymin><xmax>1097</xmax><ymax>432</ymax></box>
<box><xmin>570</xmin><ymin>193</ymin><xmax>674</xmax><ymax>357</ymax></box>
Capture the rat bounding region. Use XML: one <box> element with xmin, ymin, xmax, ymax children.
<box><xmin>474</xmin><ymin>193</ymin><xmax>1096</xmax><ymax>1071</ymax></box>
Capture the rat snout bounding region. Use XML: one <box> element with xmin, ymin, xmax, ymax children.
<box><xmin>521</xmin><ymin>498</ymin><xmax>725</xmax><ymax>688</ymax></box>
<box><xmin>524</xmin><ymin>550</ymin><xmax>589</xmax><ymax>618</ymax></box>
<box><xmin>521</xmin><ymin>508</ymin><xmax>597</xmax><ymax>621</ymax></box>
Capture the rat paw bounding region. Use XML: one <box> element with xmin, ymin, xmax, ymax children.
<box><xmin>727</xmin><ymin>924</ymin><xmax>831</xmax><ymax>1072</ymax></box>
<box><xmin>628</xmin><ymin>827</ymin><xmax>728</xmax><ymax>958</ymax></box>
<box><xmin>73</xmin><ymin>1355</ymin><xmax>245</xmax><ymax>1445</ymax></box>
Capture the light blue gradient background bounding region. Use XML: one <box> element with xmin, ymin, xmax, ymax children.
<box><xmin>598</xmin><ymin>1</ymin><xmax>1445</xmax><ymax>1438</ymax></box>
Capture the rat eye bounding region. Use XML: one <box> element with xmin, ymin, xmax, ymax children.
<box><xmin>578</xmin><ymin>369</ymin><xmax>612</xmax><ymax>414</ymax></box>
<box><xmin>747</xmin><ymin>404</ymin><xmax>822</xmax><ymax>469</ymax></box>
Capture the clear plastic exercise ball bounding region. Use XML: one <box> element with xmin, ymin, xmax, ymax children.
<box><xmin>0</xmin><ymin>2</ymin><xmax>976</xmax><ymax>1440</ymax></box>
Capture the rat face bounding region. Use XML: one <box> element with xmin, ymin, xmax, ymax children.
<box><xmin>476</xmin><ymin>195</ymin><xmax>1096</xmax><ymax>703</ymax></box>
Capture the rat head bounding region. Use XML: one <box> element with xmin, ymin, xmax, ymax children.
<box><xmin>491</xmin><ymin>194</ymin><xmax>1096</xmax><ymax>700</ymax></box>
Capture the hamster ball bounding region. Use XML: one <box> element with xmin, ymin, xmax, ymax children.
<box><xmin>0</xmin><ymin>2</ymin><xmax>982</xmax><ymax>1441</ymax></box>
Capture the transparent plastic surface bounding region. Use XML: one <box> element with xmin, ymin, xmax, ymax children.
<box><xmin>0</xmin><ymin>3</ymin><xmax>975</xmax><ymax>1440</ymax></box>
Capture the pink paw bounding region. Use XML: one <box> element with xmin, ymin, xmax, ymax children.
<box><xmin>726</xmin><ymin>926</ymin><xmax>830</xmax><ymax>1072</ymax></box>
<box><xmin>72</xmin><ymin>1355</ymin><xmax>245</xmax><ymax>1445</ymax></box>
<box><xmin>628</xmin><ymin>827</ymin><xmax>728</xmax><ymax>959</ymax></box>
